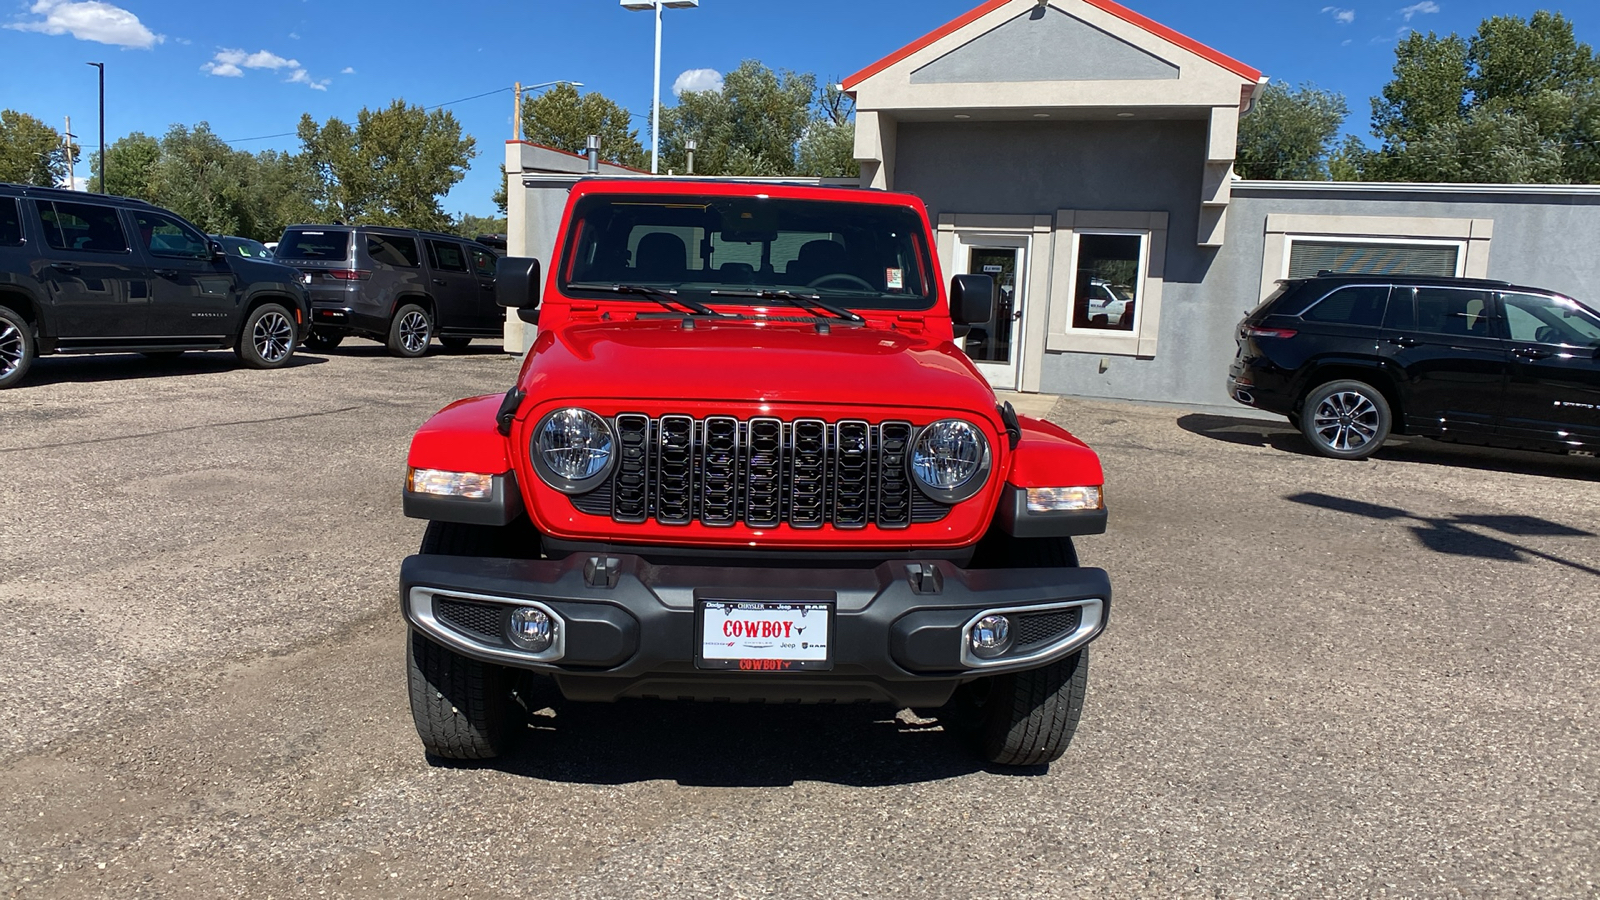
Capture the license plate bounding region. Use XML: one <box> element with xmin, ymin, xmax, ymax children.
<box><xmin>696</xmin><ymin>600</ymin><xmax>833</xmax><ymax>671</ymax></box>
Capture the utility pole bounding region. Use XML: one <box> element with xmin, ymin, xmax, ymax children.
<box><xmin>86</xmin><ymin>62</ymin><xmax>104</xmax><ymax>193</ymax></box>
<box><xmin>62</xmin><ymin>116</ymin><xmax>76</xmax><ymax>191</ymax></box>
<box><xmin>513</xmin><ymin>82</ymin><xmax>522</xmax><ymax>140</ymax></box>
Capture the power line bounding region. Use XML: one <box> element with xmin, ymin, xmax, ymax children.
<box><xmin>220</xmin><ymin>84</ymin><xmax>517</xmax><ymax>145</ymax></box>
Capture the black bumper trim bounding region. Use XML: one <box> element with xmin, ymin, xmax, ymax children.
<box><xmin>403</xmin><ymin>472</ymin><xmax>525</xmax><ymax>526</ymax></box>
<box><xmin>997</xmin><ymin>484</ymin><xmax>1108</xmax><ymax>538</ymax></box>
<box><xmin>400</xmin><ymin>552</ymin><xmax>1111</xmax><ymax>705</ymax></box>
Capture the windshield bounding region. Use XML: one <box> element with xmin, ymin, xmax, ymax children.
<box><xmin>221</xmin><ymin>237</ymin><xmax>273</xmax><ymax>259</ymax></box>
<box><xmin>559</xmin><ymin>194</ymin><xmax>934</xmax><ymax>310</ymax></box>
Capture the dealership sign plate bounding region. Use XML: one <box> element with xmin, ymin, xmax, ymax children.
<box><xmin>697</xmin><ymin>600</ymin><xmax>833</xmax><ymax>671</ymax></box>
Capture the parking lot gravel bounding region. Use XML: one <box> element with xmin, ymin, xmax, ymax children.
<box><xmin>1</xmin><ymin>344</ymin><xmax>1596</xmax><ymax>899</ymax></box>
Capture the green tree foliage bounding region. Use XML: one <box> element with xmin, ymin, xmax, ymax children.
<box><xmin>1235</xmin><ymin>82</ymin><xmax>1350</xmax><ymax>180</ymax></box>
<box><xmin>298</xmin><ymin>100</ymin><xmax>476</xmax><ymax>230</ymax></box>
<box><xmin>797</xmin><ymin>84</ymin><xmax>860</xmax><ymax>179</ymax></box>
<box><xmin>0</xmin><ymin>110</ymin><xmax>78</xmax><ymax>187</ymax></box>
<box><xmin>100</xmin><ymin>132</ymin><xmax>161</xmax><ymax>200</ymax></box>
<box><xmin>660</xmin><ymin>61</ymin><xmax>818</xmax><ymax>176</ymax></box>
<box><xmin>452</xmin><ymin>212</ymin><xmax>508</xmax><ymax>240</ymax></box>
<box><xmin>520</xmin><ymin>84</ymin><xmax>648</xmax><ymax>169</ymax></box>
<box><xmin>1365</xmin><ymin>12</ymin><xmax>1600</xmax><ymax>183</ymax></box>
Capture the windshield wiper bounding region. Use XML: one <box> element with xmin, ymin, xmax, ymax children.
<box><xmin>566</xmin><ymin>283</ymin><xmax>720</xmax><ymax>317</ymax></box>
<box><xmin>707</xmin><ymin>289</ymin><xmax>865</xmax><ymax>323</ymax></box>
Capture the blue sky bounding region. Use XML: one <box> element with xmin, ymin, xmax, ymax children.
<box><xmin>4</xmin><ymin>0</ymin><xmax>1598</xmax><ymax>218</ymax></box>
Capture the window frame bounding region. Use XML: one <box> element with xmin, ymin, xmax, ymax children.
<box><xmin>1297</xmin><ymin>284</ymin><xmax>1394</xmax><ymax>328</ymax></box>
<box><xmin>1045</xmin><ymin>209</ymin><xmax>1169</xmax><ymax>359</ymax></box>
<box><xmin>0</xmin><ymin>198</ymin><xmax>23</xmax><ymax>247</ymax></box>
<box><xmin>426</xmin><ymin>238</ymin><xmax>469</xmax><ymax>273</ymax></box>
<box><xmin>38</xmin><ymin>200</ymin><xmax>132</xmax><ymax>255</ymax></box>
<box><xmin>1282</xmin><ymin>234</ymin><xmax>1467</xmax><ymax>281</ymax></box>
<box><xmin>134</xmin><ymin>209</ymin><xmax>211</xmax><ymax>260</ymax></box>
<box><xmin>366</xmin><ymin>233</ymin><xmax>421</xmax><ymax>269</ymax></box>
<box><xmin>1062</xmin><ymin>228</ymin><xmax>1151</xmax><ymax>339</ymax></box>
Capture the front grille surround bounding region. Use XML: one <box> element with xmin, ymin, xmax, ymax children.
<box><xmin>568</xmin><ymin>413</ymin><xmax>973</xmax><ymax>530</ymax></box>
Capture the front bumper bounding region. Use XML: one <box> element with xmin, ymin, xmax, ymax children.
<box><xmin>400</xmin><ymin>552</ymin><xmax>1110</xmax><ymax>707</ymax></box>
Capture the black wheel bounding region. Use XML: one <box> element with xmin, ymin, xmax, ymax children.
<box><xmin>236</xmin><ymin>303</ymin><xmax>297</xmax><ymax>369</ymax></box>
<box><xmin>407</xmin><ymin>630</ymin><xmax>519</xmax><ymax>760</ymax></box>
<box><xmin>961</xmin><ymin>648</ymin><xmax>1089</xmax><ymax>767</ymax></box>
<box><xmin>303</xmin><ymin>328</ymin><xmax>344</xmax><ymax>352</ymax></box>
<box><xmin>0</xmin><ymin>304</ymin><xmax>35</xmax><ymax>389</ymax></box>
<box><xmin>1299</xmin><ymin>379</ymin><xmax>1391</xmax><ymax>460</ymax></box>
<box><xmin>439</xmin><ymin>336</ymin><xmax>472</xmax><ymax>353</ymax></box>
<box><xmin>387</xmin><ymin>304</ymin><xmax>432</xmax><ymax>358</ymax></box>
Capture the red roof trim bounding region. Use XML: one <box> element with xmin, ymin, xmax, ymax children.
<box><xmin>841</xmin><ymin>0</ymin><xmax>1260</xmax><ymax>91</ymax></box>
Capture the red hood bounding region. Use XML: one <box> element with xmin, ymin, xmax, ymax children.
<box><xmin>519</xmin><ymin>317</ymin><xmax>997</xmax><ymax>414</ymax></box>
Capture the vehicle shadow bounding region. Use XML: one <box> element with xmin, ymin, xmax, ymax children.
<box><xmin>1179</xmin><ymin>413</ymin><xmax>1600</xmax><ymax>481</ymax></box>
<box><xmin>16</xmin><ymin>351</ymin><xmax>326</xmax><ymax>388</ymax></box>
<box><xmin>313</xmin><ymin>341</ymin><xmax>506</xmax><ymax>359</ymax></box>
<box><xmin>1286</xmin><ymin>491</ymin><xmax>1600</xmax><ymax>576</ymax></box>
<box><xmin>442</xmin><ymin>693</ymin><xmax>1007</xmax><ymax>787</ymax></box>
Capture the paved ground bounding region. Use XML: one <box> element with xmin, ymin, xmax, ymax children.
<box><xmin>1</xmin><ymin>343</ymin><xmax>1597</xmax><ymax>899</ymax></box>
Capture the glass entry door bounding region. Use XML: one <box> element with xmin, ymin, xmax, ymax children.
<box><xmin>957</xmin><ymin>235</ymin><xmax>1028</xmax><ymax>390</ymax></box>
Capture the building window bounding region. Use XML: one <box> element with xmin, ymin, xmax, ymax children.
<box><xmin>1047</xmin><ymin>210</ymin><xmax>1168</xmax><ymax>358</ymax></box>
<box><xmin>1286</xmin><ymin>238</ymin><xmax>1463</xmax><ymax>279</ymax></box>
<box><xmin>1069</xmin><ymin>231</ymin><xmax>1148</xmax><ymax>333</ymax></box>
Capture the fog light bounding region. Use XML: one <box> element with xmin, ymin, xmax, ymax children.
<box><xmin>969</xmin><ymin>614</ymin><xmax>1012</xmax><ymax>659</ymax></box>
<box><xmin>508</xmin><ymin>607</ymin><xmax>555</xmax><ymax>652</ymax></box>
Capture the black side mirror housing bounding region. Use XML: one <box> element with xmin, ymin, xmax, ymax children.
<box><xmin>950</xmin><ymin>274</ymin><xmax>995</xmax><ymax>328</ymax></box>
<box><xmin>209</xmin><ymin>240</ymin><xmax>225</xmax><ymax>261</ymax></box>
<box><xmin>496</xmin><ymin>257</ymin><xmax>541</xmax><ymax>324</ymax></box>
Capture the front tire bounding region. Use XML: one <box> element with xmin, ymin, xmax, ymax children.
<box><xmin>236</xmin><ymin>303</ymin><xmax>297</xmax><ymax>369</ymax></box>
<box><xmin>968</xmin><ymin>649</ymin><xmax>1090</xmax><ymax>767</ymax></box>
<box><xmin>303</xmin><ymin>328</ymin><xmax>344</xmax><ymax>352</ymax></box>
<box><xmin>387</xmin><ymin>304</ymin><xmax>432</xmax><ymax>358</ymax></box>
<box><xmin>0</xmin><ymin>304</ymin><xmax>36</xmax><ymax>389</ymax></box>
<box><xmin>407</xmin><ymin>630</ymin><xmax>519</xmax><ymax>760</ymax></box>
<box><xmin>1300</xmin><ymin>379</ymin><xmax>1391</xmax><ymax>460</ymax></box>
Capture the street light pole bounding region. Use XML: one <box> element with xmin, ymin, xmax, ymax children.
<box><xmin>621</xmin><ymin>1</ymin><xmax>699</xmax><ymax>175</ymax></box>
<box><xmin>86</xmin><ymin>62</ymin><xmax>104</xmax><ymax>193</ymax></box>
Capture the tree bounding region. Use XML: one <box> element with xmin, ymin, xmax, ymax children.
<box><xmin>144</xmin><ymin>123</ymin><xmax>261</xmax><ymax>237</ymax></box>
<box><xmin>100</xmin><ymin>132</ymin><xmax>160</xmax><ymax>200</ymax></box>
<box><xmin>797</xmin><ymin>83</ymin><xmax>860</xmax><ymax>179</ymax></box>
<box><xmin>1235</xmin><ymin>82</ymin><xmax>1350</xmax><ymax>180</ymax></box>
<box><xmin>1366</xmin><ymin>13</ymin><xmax>1600</xmax><ymax>183</ymax></box>
<box><xmin>520</xmin><ymin>84</ymin><xmax>648</xmax><ymax>170</ymax></box>
<box><xmin>298</xmin><ymin>100</ymin><xmax>476</xmax><ymax>230</ymax></box>
<box><xmin>0</xmin><ymin>110</ymin><xmax>77</xmax><ymax>187</ymax></box>
<box><xmin>452</xmin><ymin>213</ymin><xmax>507</xmax><ymax>240</ymax></box>
<box><xmin>659</xmin><ymin>61</ymin><xmax>817</xmax><ymax>176</ymax></box>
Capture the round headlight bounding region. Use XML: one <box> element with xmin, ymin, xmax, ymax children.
<box><xmin>909</xmin><ymin>419</ymin><xmax>991</xmax><ymax>503</ymax></box>
<box><xmin>531</xmin><ymin>408</ymin><xmax>615</xmax><ymax>493</ymax></box>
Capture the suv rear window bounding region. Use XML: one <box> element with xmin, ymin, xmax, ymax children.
<box><xmin>280</xmin><ymin>229</ymin><xmax>351</xmax><ymax>260</ymax></box>
<box><xmin>39</xmin><ymin>201</ymin><xmax>128</xmax><ymax>253</ymax></box>
<box><xmin>1301</xmin><ymin>286</ymin><xmax>1389</xmax><ymax>327</ymax></box>
<box><xmin>367</xmin><ymin>234</ymin><xmax>420</xmax><ymax>268</ymax></box>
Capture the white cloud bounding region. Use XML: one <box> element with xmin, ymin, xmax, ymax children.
<box><xmin>1399</xmin><ymin>1</ymin><xmax>1439</xmax><ymax>21</ymax></box>
<box><xmin>203</xmin><ymin>47</ymin><xmax>299</xmax><ymax>76</ymax></box>
<box><xmin>288</xmin><ymin>31</ymin><xmax>299</xmax><ymax>40</ymax></box>
<box><xmin>5</xmin><ymin>0</ymin><xmax>163</xmax><ymax>48</ymax></box>
<box><xmin>203</xmin><ymin>61</ymin><xmax>242</xmax><ymax>77</ymax></box>
<box><xmin>1321</xmin><ymin>6</ymin><xmax>1356</xmax><ymax>24</ymax></box>
<box><xmin>672</xmin><ymin>68</ymin><xmax>723</xmax><ymax>96</ymax></box>
<box><xmin>340</xmin><ymin>66</ymin><xmax>355</xmax><ymax>74</ymax></box>
<box><xmin>286</xmin><ymin>68</ymin><xmax>330</xmax><ymax>91</ymax></box>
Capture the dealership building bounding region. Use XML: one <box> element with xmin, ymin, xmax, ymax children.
<box><xmin>504</xmin><ymin>0</ymin><xmax>1600</xmax><ymax>409</ymax></box>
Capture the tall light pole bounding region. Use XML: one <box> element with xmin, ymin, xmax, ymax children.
<box><xmin>86</xmin><ymin>62</ymin><xmax>104</xmax><ymax>193</ymax></box>
<box><xmin>512</xmin><ymin>80</ymin><xmax>584</xmax><ymax>141</ymax></box>
<box><xmin>621</xmin><ymin>0</ymin><xmax>698</xmax><ymax>174</ymax></box>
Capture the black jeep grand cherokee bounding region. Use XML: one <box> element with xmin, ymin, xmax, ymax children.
<box><xmin>1230</xmin><ymin>273</ymin><xmax>1600</xmax><ymax>460</ymax></box>
<box><xmin>0</xmin><ymin>183</ymin><xmax>309</xmax><ymax>389</ymax></box>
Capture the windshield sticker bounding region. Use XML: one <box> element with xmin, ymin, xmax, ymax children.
<box><xmin>885</xmin><ymin>268</ymin><xmax>904</xmax><ymax>292</ymax></box>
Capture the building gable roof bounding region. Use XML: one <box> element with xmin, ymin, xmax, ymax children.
<box><xmin>843</xmin><ymin>0</ymin><xmax>1260</xmax><ymax>91</ymax></box>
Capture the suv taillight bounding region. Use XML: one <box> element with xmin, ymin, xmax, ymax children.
<box><xmin>325</xmin><ymin>269</ymin><xmax>371</xmax><ymax>281</ymax></box>
<box><xmin>1245</xmin><ymin>325</ymin><xmax>1298</xmax><ymax>339</ymax></box>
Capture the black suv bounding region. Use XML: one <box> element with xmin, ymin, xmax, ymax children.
<box><xmin>1229</xmin><ymin>273</ymin><xmax>1600</xmax><ymax>460</ymax></box>
<box><xmin>275</xmin><ymin>225</ymin><xmax>502</xmax><ymax>357</ymax></box>
<box><xmin>0</xmin><ymin>183</ymin><xmax>309</xmax><ymax>389</ymax></box>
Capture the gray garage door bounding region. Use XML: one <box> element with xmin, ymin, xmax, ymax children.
<box><xmin>1288</xmin><ymin>240</ymin><xmax>1460</xmax><ymax>279</ymax></box>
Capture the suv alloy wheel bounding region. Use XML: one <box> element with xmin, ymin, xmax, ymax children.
<box><xmin>0</xmin><ymin>304</ymin><xmax>35</xmax><ymax>389</ymax></box>
<box><xmin>388</xmin><ymin>304</ymin><xmax>433</xmax><ymax>358</ymax></box>
<box><xmin>1299</xmin><ymin>379</ymin><xmax>1392</xmax><ymax>460</ymax></box>
<box><xmin>238</xmin><ymin>303</ymin><xmax>297</xmax><ymax>369</ymax></box>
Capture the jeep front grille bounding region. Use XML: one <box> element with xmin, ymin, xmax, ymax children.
<box><xmin>571</xmin><ymin>415</ymin><xmax>953</xmax><ymax>529</ymax></box>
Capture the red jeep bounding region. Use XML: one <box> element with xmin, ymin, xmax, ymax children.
<box><xmin>400</xmin><ymin>180</ymin><xmax>1110</xmax><ymax>767</ymax></box>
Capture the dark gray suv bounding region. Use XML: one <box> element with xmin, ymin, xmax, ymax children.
<box><xmin>0</xmin><ymin>183</ymin><xmax>309</xmax><ymax>389</ymax></box>
<box><xmin>275</xmin><ymin>225</ymin><xmax>503</xmax><ymax>357</ymax></box>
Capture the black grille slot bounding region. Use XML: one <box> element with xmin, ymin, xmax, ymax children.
<box><xmin>1013</xmin><ymin>608</ymin><xmax>1082</xmax><ymax>650</ymax></box>
<box><xmin>435</xmin><ymin>598</ymin><xmax>506</xmax><ymax>645</ymax></box>
<box><xmin>790</xmin><ymin>420</ymin><xmax>828</xmax><ymax>528</ymax></box>
<box><xmin>567</xmin><ymin>415</ymin><xmax>958</xmax><ymax>529</ymax></box>
<box><xmin>877</xmin><ymin>421</ymin><xmax>913</xmax><ymax>528</ymax></box>
<box><xmin>613</xmin><ymin>414</ymin><xmax>651</xmax><ymax>522</ymax></box>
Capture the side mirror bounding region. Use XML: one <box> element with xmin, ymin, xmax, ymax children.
<box><xmin>950</xmin><ymin>274</ymin><xmax>995</xmax><ymax>327</ymax></box>
<box><xmin>208</xmin><ymin>240</ymin><xmax>225</xmax><ymax>261</ymax></box>
<box><xmin>495</xmin><ymin>257</ymin><xmax>541</xmax><ymax>325</ymax></box>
